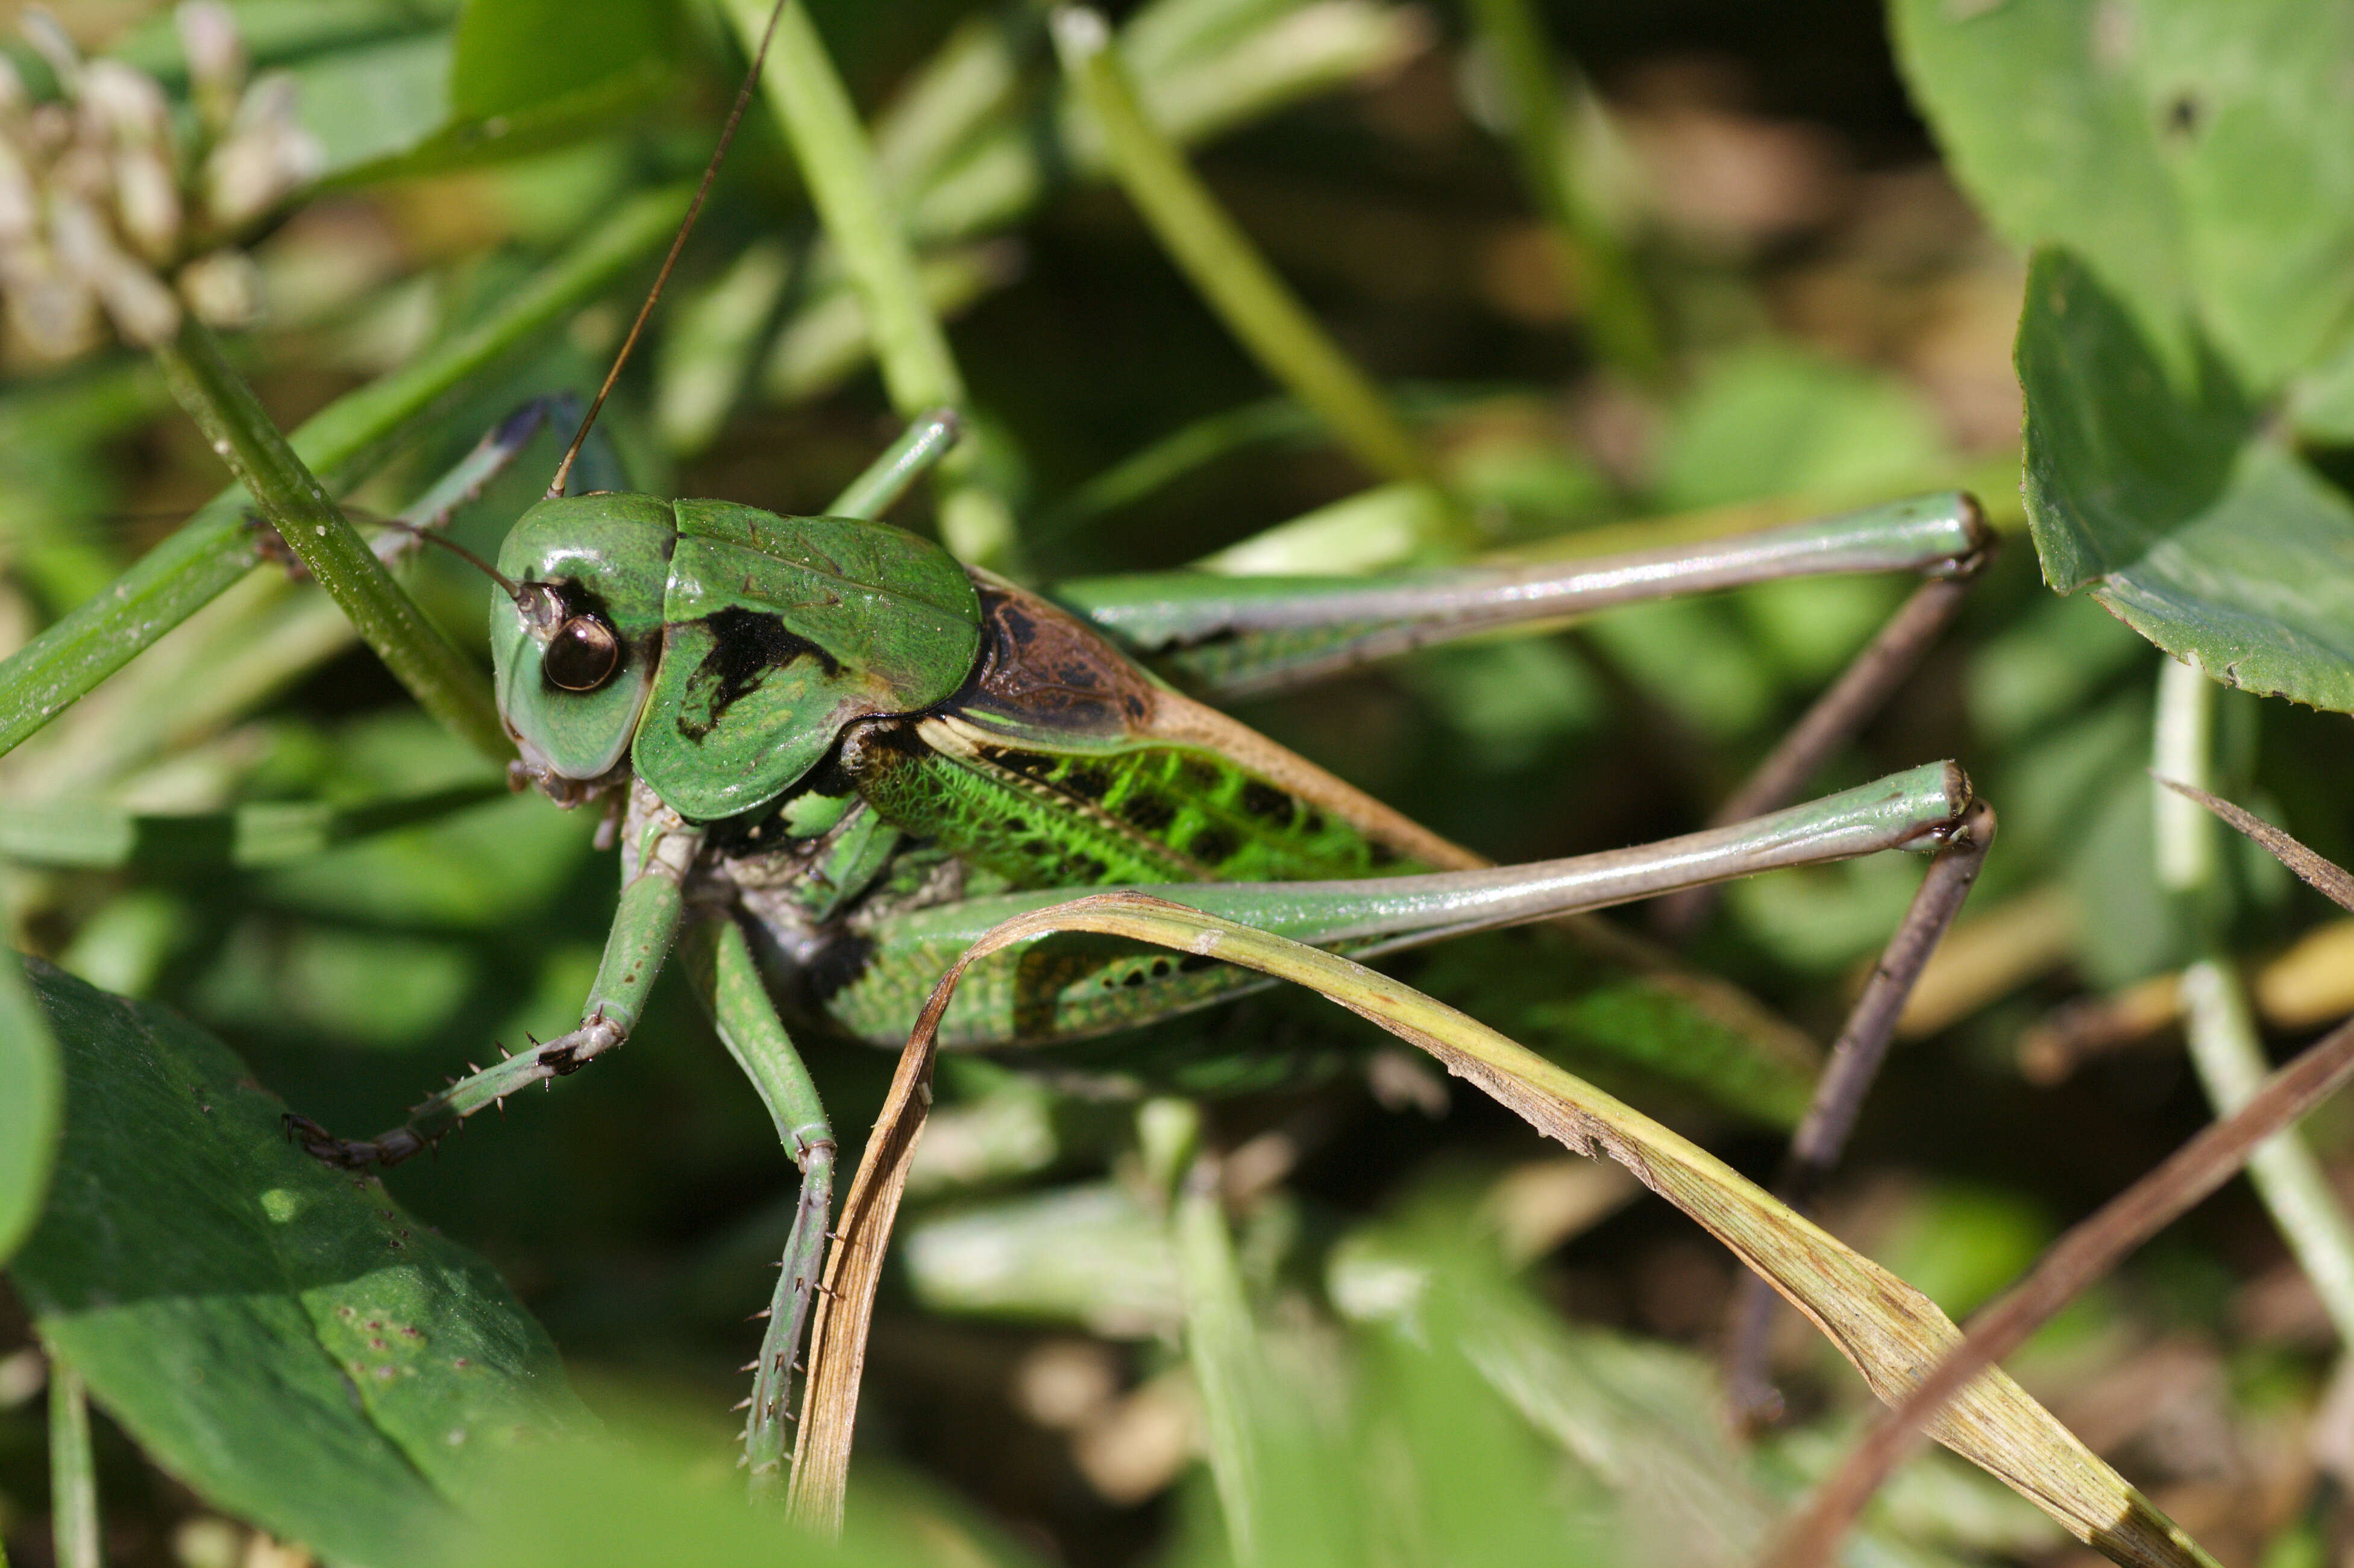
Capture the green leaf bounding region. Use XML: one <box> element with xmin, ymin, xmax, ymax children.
<box><xmin>314</xmin><ymin>0</ymin><xmax>683</xmax><ymax>185</ymax></box>
<box><xmin>449</xmin><ymin>0</ymin><xmax>678</xmax><ymax>121</ymax></box>
<box><xmin>1894</xmin><ymin>0</ymin><xmax>2354</xmax><ymax>391</ymax></box>
<box><xmin>2018</xmin><ymin>248</ymin><xmax>2354</xmax><ymax>712</ymax></box>
<box><xmin>5</xmin><ymin>958</ymin><xmax>585</xmax><ymax>1568</ymax></box>
<box><xmin>0</xmin><ymin>951</ymin><xmax>62</xmax><ymax>1265</ymax></box>
<box><xmin>1654</xmin><ymin>346</ymin><xmax>1947</xmax><ymax>513</ymax></box>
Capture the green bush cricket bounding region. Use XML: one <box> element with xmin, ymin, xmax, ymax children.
<box><xmin>288</xmin><ymin>425</ymin><xmax>1997</xmax><ymax>1480</ymax></box>
<box><xmin>271</xmin><ymin>0</ymin><xmax>2004</xmax><ymax>1507</ymax></box>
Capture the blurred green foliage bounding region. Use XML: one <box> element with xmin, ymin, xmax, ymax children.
<box><xmin>3</xmin><ymin>0</ymin><xmax>2353</xmax><ymax>1564</ymax></box>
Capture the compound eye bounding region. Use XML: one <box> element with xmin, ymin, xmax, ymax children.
<box><xmin>543</xmin><ymin>613</ymin><xmax>621</xmax><ymax>692</ymax></box>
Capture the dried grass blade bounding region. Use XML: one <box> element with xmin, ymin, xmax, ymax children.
<box><xmin>1763</xmin><ymin>1013</ymin><xmax>2354</xmax><ymax>1568</ymax></box>
<box><xmin>2155</xmin><ymin>777</ymin><xmax>2354</xmax><ymax>914</ymax></box>
<box><xmin>793</xmin><ymin>891</ymin><xmax>2215</xmax><ymax>1567</ymax></box>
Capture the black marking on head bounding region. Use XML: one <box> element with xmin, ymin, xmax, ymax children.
<box><xmin>674</xmin><ymin>606</ymin><xmax>843</xmax><ymax>742</ymax></box>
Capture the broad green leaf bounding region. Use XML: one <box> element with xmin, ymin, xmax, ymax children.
<box><xmin>1894</xmin><ymin>0</ymin><xmax>2354</xmax><ymax>392</ymax></box>
<box><xmin>2019</xmin><ymin>248</ymin><xmax>2354</xmax><ymax>712</ymax></box>
<box><xmin>6</xmin><ymin>959</ymin><xmax>585</xmax><ymax>1568</ymax></box>
<box><xmin>304</xmin><ymin>0</ymin><xmax>683</xmax><ymax>186</ymax></box>
<box><xmin>1655</xmin><ymin>346</ymin><xmax>1947</xmax><ymax>513</ymax></box>
<box><xmin>0</xmin><ymin>950</ymin><xmax>61</xmax><ymax>1265</ymax></box>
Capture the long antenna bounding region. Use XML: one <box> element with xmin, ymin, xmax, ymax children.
<box><xmin>374</xmin><ymin>517</ymin><xmax>526</xmax><ymax>600</ymax></box>
<box><xmin>546</xmin><ymin>0</ymin><xmax>793</xmax><ymax>500</ymax></box>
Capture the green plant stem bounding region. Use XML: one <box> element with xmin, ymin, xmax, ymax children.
<box><xmin>1461</xmin><ymin>0</ymin><xmax>1660</xmax><ymax>380</ymax></box>
<box><xmin>0</xmin><ymin>184</ymin><xmax>691</xmax><ymax>763</ymax></box>
<box><xmin>726</xmin><ymin>0</ymin><xmax>1015</xmax><ymax>568</ymax></box>
<box><xmin>2156</xmin><ymin>657</ymin><xmax>2354</xmax><ymax>1344</ymax></box>
<box><xmin>152</xmin><ymin>318</ymin><xmax>510</xmax><ymax>762</ymax></box>
<box><xmin>1176</xmin><ymin>1166</ymin><xmax>1262</xmax><ymax>1566</ymax></box>
<box><xmin>49</xmin><ymin>1360</ymin><xmax>101</xmax><ymax>1568</ymax></box>
<box><xmin>902</xmin><ymin>1</ymin><xmax>1428</xmax><ymax>243</ymax></box>
<box><xmin>1052</xmin><ymin>7</ymin><xmax>1450</xmax><ymax>501</ymax></box>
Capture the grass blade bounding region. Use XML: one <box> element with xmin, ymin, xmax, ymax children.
<box><xmin>0</xmin><ymin>784</ymin><xmax>505</xmax><ymax>870</ymax></box>
<box><xmin>0</xmin><ymin>184</ymin><xmax>691</xmax><ymax>763</ymax></box>
<box><xmin>1460</xmin><ymin>0</ymin><xmax>1659</xmax><ymax>378</ymax></box>
<box><xmin>1051</xmin><ymin>7</ymin><xmax>1450</xmax><ymax>501</ymax></box>
<box><xmin>797</xmin><ymin>890</ymin><xmax>2216</xmax><ymax>1567</ymax></box>
<box><xmin>49</xmin><ymin>1361</ymin><xmax>101</xmax><ymax>1568</ymax></box>
<box><xmin>726</xmin><ymin>0</ymin><xmax>1014</xmax><ymax>568</ymax></box>
<box><xmin>152</xmin><ymin>318</ymin><xmax>509</xmax><ymax>762</ymax></box>
<box><xmin>0</xmin><ymin>948</ymin><xmax>61</xmax><ymax>1267</ymax></box>
<box><xmin>2155</xmin><ymin>775</ymin><xmax>2354</xmax><ymax>914</ymax></box>
<box><xmin>1765</xmin><ymin>1012</ymin><xmax>2354</xmax><ymax>1568</ymax></box>
<box><xmin>1175</xmin><ymin>1173</ymin><xmax>1264</xmax><ymax>1563</ymax></box>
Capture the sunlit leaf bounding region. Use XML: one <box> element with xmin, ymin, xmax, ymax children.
<box><xmin>1895</xmin><ymin>0</ymin><xmax>2354</xmax><ymax>391</ymax></box>
<box><xmin>6</xmin><ymin>959</ymin><xmax>583</xmax><ymax>1568</ymax></box>
<box><xmin>2018</xmin><ymin>248</ymin><xmax>2354</xmax><ymax>712</ymax></box>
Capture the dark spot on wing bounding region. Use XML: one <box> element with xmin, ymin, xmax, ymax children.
<box><xmin>1119</xmin><ymin>792</ymin><xmax>1176</xmax><ymax>834</ymax></box>
<box><xmin>1187</xmin><ymin>826</ymin><xmax>1238</xmax><ymax>865</ymax></box>
<box><xmin>1238</xmin><ymin>780</ymin><xmax>1296</xmax><ymax>826</ymax></box>
<box><xmin>985</xmin><ymin>747</ymin><xmax>1058</xmax><ymax>779</ymax></box>
<box><xmin>1061</xmin><ymin>762</ymin><xmax>1115</xmax><ymax>803</ymax></box>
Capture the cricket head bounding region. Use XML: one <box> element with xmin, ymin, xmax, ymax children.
<box><xmin>491</xmin><ymin>492</ymin><xmax>677</xmax><ymax>800</ymax></box>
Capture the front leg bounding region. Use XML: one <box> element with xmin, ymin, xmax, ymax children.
<box><xmin>290</xmin><ymin>783</ymin><xmax>703</xmax><ymax>1167</ymax></box>
<box><xmin>686</xmin><ymin>914</ymin><xmax>834</xmax><ymax>1496</ymax></box>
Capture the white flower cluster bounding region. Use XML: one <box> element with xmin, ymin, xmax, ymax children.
<box><xmin>0</xmin><ymin>4</ymin><xmax>323</xmax><ymax>359</ymax></box>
